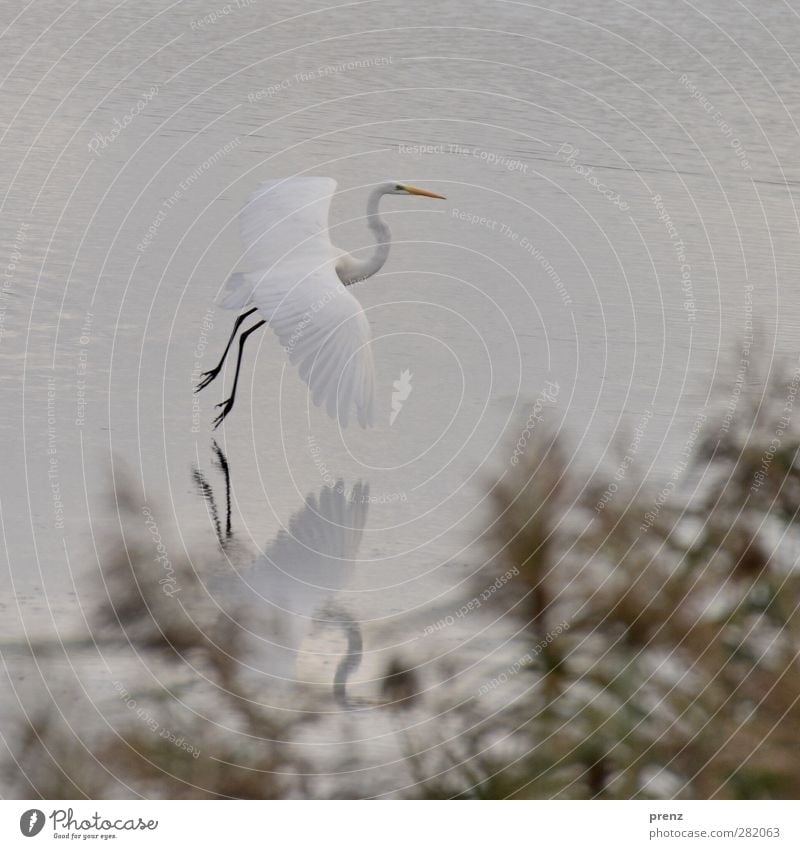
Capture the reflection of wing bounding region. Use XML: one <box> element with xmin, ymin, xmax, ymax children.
<box><xmin>221</xmin><ymin>177</ymin><xmax>374</xmax><ymax>428</ymax></box>
<box><xmin>236</xmin><ymin>481</ymin><xmax>369</xmax><ymax>685</ymax></box>
<box><xmin>255</xmin><ymin>480</ymin><xmax>369</xmax><ymax>610</ymax></box>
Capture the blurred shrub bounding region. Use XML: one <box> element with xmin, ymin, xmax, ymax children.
<box><xmin>438</xmin><ymin>366</ymin><xmax>800</xmax><ymax>798</ymax></box>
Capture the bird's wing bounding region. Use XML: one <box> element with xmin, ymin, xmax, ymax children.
<box><xmin>244</xmin><ymin>480</ymin><xmax>369</xmax><ymax>633</ymax></box>
<box><xmin>249</xmin><ymin>264</ymin><xmax>375</xmax><ymax>428</ymax></box>
<box><xmin>231</xmin><ymin>481</ymin><xmax>369</xmax><ymax>683</ymax></box>
<box><xmin>238</xmin><ymin>176</ymin><xmax>339</xmax><ymax>272</ymax></box>
<box><xmin>257</xmin><ymin>479</ymin><xmax>370</xmax><ymax>604</ymax></box>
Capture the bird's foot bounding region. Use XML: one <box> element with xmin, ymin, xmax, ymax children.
<box><xmin>212</xmin><ymin>397</ymin><xmax>234</xmax><ymax>429</ymax></box>
<box><xmin>195</xmin><ymin>368</ymin><xmax>220</xmax><ymax>393</ymax></box>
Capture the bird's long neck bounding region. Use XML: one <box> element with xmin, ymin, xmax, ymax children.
<box><xmin>336</xmin><ymin>187</ymin><xmax>390</xmax><ymax>286</ymax></box>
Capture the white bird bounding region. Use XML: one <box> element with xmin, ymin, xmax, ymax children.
<box><xmin>231</xmin><ymin>480</ymin><xmax>370</xmax><ymax>704</ymax></box>
<box><xmin>196</xmin><ymin>177</ymin><xmax>445</xmax><ymax>428</ymax></box>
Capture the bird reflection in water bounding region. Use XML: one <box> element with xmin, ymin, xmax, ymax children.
<box><xmin>191</xmin><ymin>440</ymin><xmax>232</xmax><ymax>547</ymax></box>
<box><xmin>193</xmin><ymin>443</ymin><xmax>368</xmax><ymax>709</ymax></box>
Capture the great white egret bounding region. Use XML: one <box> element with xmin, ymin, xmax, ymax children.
<box><xmin>196</xmin><ymin>177</ymin><xmax>445</xmax><ymax>428</ymax></box>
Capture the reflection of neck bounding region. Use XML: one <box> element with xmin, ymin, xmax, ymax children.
<box><xmin>331</xmin><ymin>611</ymin><xmax>363</xmax><ymax>709</ymax></box>
<box><xmin>336</xmin><ymin>187</ymin><xmax>391</xmax><ymax>286</ymax></box>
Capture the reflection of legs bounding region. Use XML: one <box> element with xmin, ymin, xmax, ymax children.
<box><xmin>212</xmin><ymin>319</ymin><xmax>266</xmax><ymax>429</ymax></box>
<box><xmin>195</xmin><ymin>307</ymin><xmax>258</xmax><ymax>392</ymax></box>
<box><xmin>212</xmin><ymin>440</ymin><xmax>233</xmax><ymax>540</ymax></box>
<box><xmin>192</xmin><ymin>442</ymin><xmax>234</xmax><ymax>545</ymax></box>
<box><xmin>191</xmin><ymin>467</ymin><xmax>222</xmax><ymax>544</ymax></box>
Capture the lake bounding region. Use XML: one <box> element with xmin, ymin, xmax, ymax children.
<box><xmin>1</xmin><ymin>0</ymin><xmax>798</xmax><ymax>797</ymax></box>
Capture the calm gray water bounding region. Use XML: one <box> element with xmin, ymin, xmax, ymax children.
<box><xmin>2</xmin><ymin>0</ymin><xmax>800</xmax><ymax>795</ymax></box>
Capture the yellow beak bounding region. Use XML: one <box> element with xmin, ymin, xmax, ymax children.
<box><xmin>402</xmin><ymin>184</ymin><xmax>446</xmax><ymax>200</ymax></box>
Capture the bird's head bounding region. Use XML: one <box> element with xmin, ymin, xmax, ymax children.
<box><xmin>384</xmin><ymin>182</ymin><xmax>446</xmax><ymax>199</ymax></box>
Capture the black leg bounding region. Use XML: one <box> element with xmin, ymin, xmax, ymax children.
<box><xmin>195</xmin><ymin>307</ymin><xmax>258</xmax><ymax>393</ymax></box>
<box><xmin>212</xmin><ymin>319</ymin><xmax>266</xmax><ymax>429</ymax></box>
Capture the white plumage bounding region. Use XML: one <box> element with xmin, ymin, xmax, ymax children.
<box><xmin>221</xmin><ymin>177</ymin><xmax>375</xmax><ymax>427</ymax></box>
<box><xmin>209</xmin><ymin>176</ymin><xmax>445</xmax><ymax>429</ymax></box>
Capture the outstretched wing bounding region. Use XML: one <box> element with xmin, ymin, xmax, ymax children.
<box><xmin>222</xmin><ymin>177</ymin><xmax>374</xmax><ymax>428</ymax></box>
<box><xmin>258</xmin><ymin>479</ymin><xmax>370</xmax><ymax>605</ymax></box>
<box><xmin>220</xmin><ymin>177</ymin><xmax>340</xmax><ymax>310</ymax></box>
<box><xmin>239</xmin><ymin>177</ymin><xmax>339</xmax><ymax>272</ymax></box>
<box><xmin>249</xmin><ymin>263</ymin><xmax>374</xmax><ymax>427</ymax></box>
